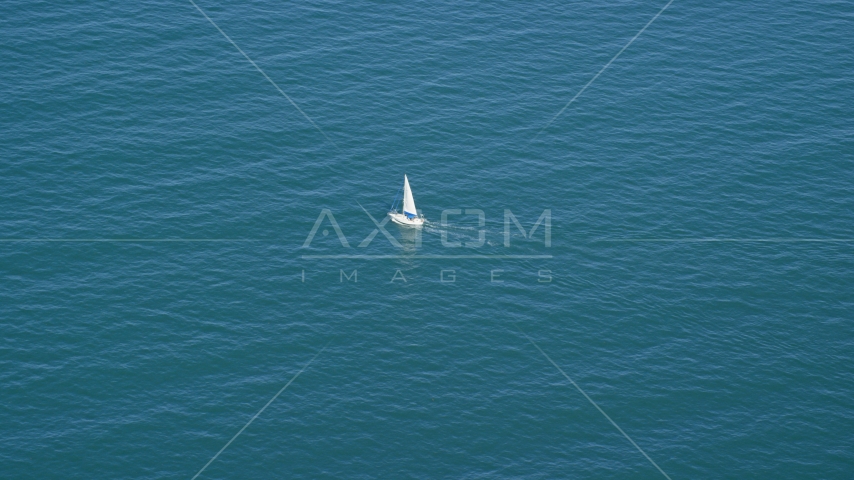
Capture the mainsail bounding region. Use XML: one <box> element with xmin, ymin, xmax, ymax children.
<box><xmin>402</xmin><ymin>174</ymin><xmax>417</xmax><ymax>218</ymax></box>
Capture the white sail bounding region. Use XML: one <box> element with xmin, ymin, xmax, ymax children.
<box><xmin>402</xmin><ymin>174</ymin><xmax>417</xmax><ymax>218</ymax></box>
<box><xmin>388</xmin><ymin>174</ymin><xmax>424</xmax><ymax>227</ymax></box>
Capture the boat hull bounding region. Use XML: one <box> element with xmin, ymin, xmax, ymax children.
<box><xmin>388</xmin><ymin>212</ymin><xmax>424</xmax><ymax>227</ymax></box>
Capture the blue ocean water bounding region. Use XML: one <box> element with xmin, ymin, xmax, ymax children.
<box><xmin>2</xmin><ymin>0</ymin><xmax>853</xmax><ymax>477</ymax></box>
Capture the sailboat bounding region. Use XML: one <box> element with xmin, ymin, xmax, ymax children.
<box><xmin>388</xmin><ymin>174</ymin><xmax>425</xmax><ymax>227</ymax></box>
